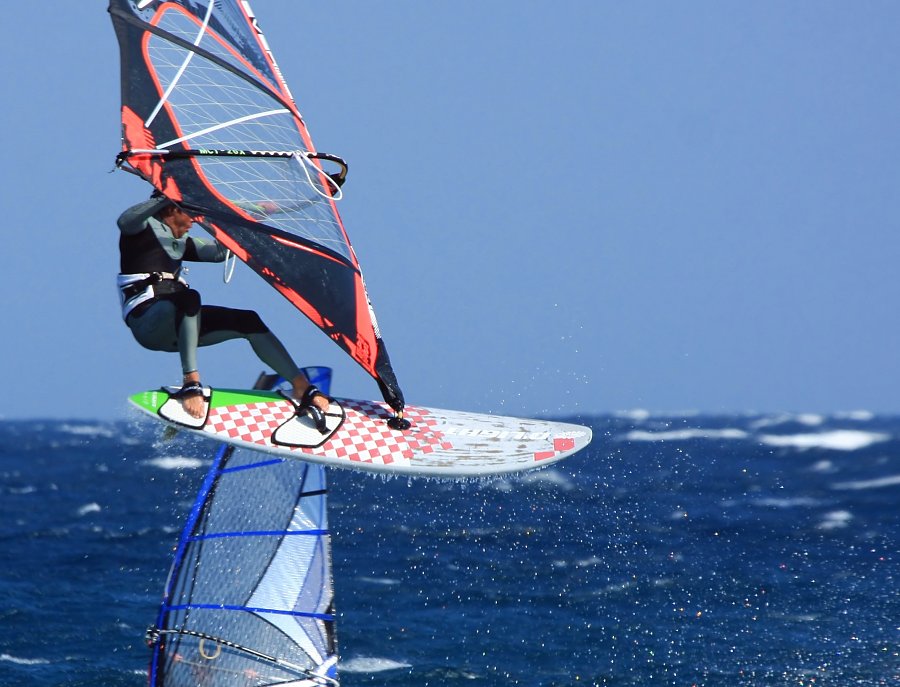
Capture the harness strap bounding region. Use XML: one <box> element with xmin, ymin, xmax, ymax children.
<box><xmin>117</xmin><ymin>271</ymin><xmax>188</xmax><ymax>320</ymax></box>
<box><xmin>119</xmin><ymin>272</ymin><xmax>180</xmax><ymax>300</ymax></box>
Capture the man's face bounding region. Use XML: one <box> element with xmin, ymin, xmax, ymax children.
<box><xmin>163</xmin><ymin>207</ymin><xmax>194</xmax><ymax>238</ymax></box>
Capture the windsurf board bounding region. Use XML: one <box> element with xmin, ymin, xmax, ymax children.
<box><xmin>129</xmin><ymin>387</ymin><xmax>592</xmax><ymax>478</ymax></box>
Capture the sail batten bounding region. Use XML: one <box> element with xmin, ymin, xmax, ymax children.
<box><xmin>156</xmin><ymin>108</ymin><xmax>291</xmax><ymax>148</ymax></box>
<box><xmin>187</xmin><ymin>529</ymin><xmax>329</xmax><ymax>541</ymax></box>
<box><xmin>164</xmin><ymin>604</ymin><xmax>335</xmax><ymax>621</ymax></box>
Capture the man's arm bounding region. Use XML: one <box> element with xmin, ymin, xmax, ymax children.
<box><xmin>117</xmin><ymin>196</ymin><xmax>172</xmax><ymax>236</ymax></box>
<box><xmin>185</xmin><ymin>236</ymin><xmax>228</xmax><ymax>263</ymax></box>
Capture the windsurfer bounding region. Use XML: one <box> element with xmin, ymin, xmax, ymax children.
<box><xmin>116</xmin><ymin>194</ymin><xmax>330</xmax><ymax>418</ymax></box>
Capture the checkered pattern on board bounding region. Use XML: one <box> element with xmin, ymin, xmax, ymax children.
<box><xmin>204</xmin><ymin>399</ymin><xmax>452</xmax><ymax>466</ymax></box>
<box><xmin>313</xmin><ymin>400</ymin><xmax>450</xmax><ymax>465</ymax></box>
<box><xmin>206</xmin><ymin>401</ymin><xmax>295</xmax><ymax>444</ymax></box>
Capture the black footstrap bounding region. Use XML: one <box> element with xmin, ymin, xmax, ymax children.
<box><xmin>280</xmin><ymin>385</ymin><xmax>330</xmax><ymax>434</ymax></box>
<box><xmin>170</xmin><ymin>381</ymin><xmax>204</xmax><ymax>399</ymax></box>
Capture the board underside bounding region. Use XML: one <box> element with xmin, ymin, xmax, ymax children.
<box><xmin>129</xmin><ymin>388</ymin><xmax>592</xmax><ymax>478</ymax></box>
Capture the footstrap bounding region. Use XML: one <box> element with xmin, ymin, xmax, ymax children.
<box><xmin>279</xmin><ymin>385</ymin><xmax>330</xmax><ymax>434</ymax></box>
<box><xmin>170</xmin><ymin>381</ymin><xmax>204</xmax><ymax>399</ymax></box>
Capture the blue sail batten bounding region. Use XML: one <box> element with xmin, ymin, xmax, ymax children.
<box><xmin>188</xmin><ymin>529</ymin><xmax>330</xmax><ymax>541</ymax></box>
<box><xmin>164</xmin><ymin>603</ymin><xmax>336</xmax><ymax>622</ymax></box>
<box><xmin>220</xmin><ymin>458</ymin><xmax>286</xmax><ymax>474</ymax></box>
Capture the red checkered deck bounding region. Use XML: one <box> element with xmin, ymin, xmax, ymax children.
<box><xmin>205</xmin><ymin>399</ymin><xmax>449</xmax><ymax>466</ymax></box>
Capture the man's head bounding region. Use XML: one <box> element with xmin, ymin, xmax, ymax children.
<box><xmin>157</xmin><ymin>204</ymin><xmax>194</xmax><ymax>238</ymax></box>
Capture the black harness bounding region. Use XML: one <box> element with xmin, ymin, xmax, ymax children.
<box><xmin>120</xmin><ymin>273</ymin><xmax>187</xmax><ymax>301</ymax></box>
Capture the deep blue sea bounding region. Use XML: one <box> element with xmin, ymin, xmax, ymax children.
<box><xmin>1</xmin><ymin>410</ymin><xmax>897</xmax><ymax>686</ymax></box>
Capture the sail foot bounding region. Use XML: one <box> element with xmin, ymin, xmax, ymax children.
<box><xmin>374</xmin><ymin>338</ymin><xmax>405</xmax><ymax>414</ymax></box>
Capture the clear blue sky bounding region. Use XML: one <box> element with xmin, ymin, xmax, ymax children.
<box><xmin>3</xmin><ymin>1</ymin><xmax>900</xmax><ymax>420</ymax></box>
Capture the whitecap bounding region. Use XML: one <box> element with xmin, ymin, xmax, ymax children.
<box><xmin>598</xmin><ymin>580</ymin><xmax>637</xmax><ymax>594</ymax></box>
<box><xmin>143</xmin><ymin>456</ymin><xmax>206</xmax><ymax>470</ymax></box>
<box><xmin>575</xmin><ymin>556</ymin><xmax>604</xmax><ymax>568</ymax></box>
<box><xmin>9</xmin><ymin>486</ymin><xmax>36</xmax><ymax>495</ymax></box>
<box><xmin>831</xmin><ymin>474</ymin><xmax>900</xmax><ymax>491</ymax></box>
<box><xmin>615</xmin><ymin>409</ymin><xmax>651</xmax><ymax>422</ymax></box>
<box><xmin>517</xmin><ymin>469</ymin><xmax>575</xmax><ymax>490</ymax></box>
<box><xmin>486</xmin><ymin>468</ymin><xmax>574</xmax><ymax>491</ymax></box>
<box><xmin>752</xmin><ymin>497</ymin><xmax>820</xmax><ymax>508</ymax></box>
<box><xmin>817</xmin><ymin>510</ymin><xmax>853</xmax><ymax>530</ymax></box>
<box><xmin>0</xmin><ymin>653</ymin><xmax>49</xmax><ymax>665</ymax></box>
<box><xmin>76</xmin><ymin>503</ymin><xmax>101</xmax><ymax>516</ymax></box>
<box><xmin>623</xmin><ymin>428</ymin><xmax>748</xmax><ymax>442</ymax></box>
<box><xmin>750</xmin><ymin>414</ymin><xmax>824</xmax><ymax>429</ymax></box>
<box><xmin>758</xmin><ymin>430</ymin><xmax>890</xmax><ymax>451</ymax></box>
<box><xmin>59</xmin><ymin>423</ymin><xmax>116</xmax><ymax>439</ymax></box>
<box><xmin>340</xmin><ymin>657</ymin><xmax>411</xmax><ymax>673</ymax></box>
<box><xmin>833</xmin><ymin>410</ymin><xmax>875</xmax><ymax>422</ymax></box>
<box><xmin>358</xmin><ymin>576</ymin><xmax>401</xmax><ymax>586</ymax></box>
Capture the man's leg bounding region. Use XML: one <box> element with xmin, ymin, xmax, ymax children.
<box><xmin>198</xmin><ymin>305</ymin><xmax>328</xmax><ymax>411</ymax></box>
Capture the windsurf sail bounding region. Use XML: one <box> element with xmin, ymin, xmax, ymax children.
<box><xmin>147</xmin><ymin>368</ymin><xmax>339</xmax><ymax>686</ymax></box>
<box><xmin>109</xmin><ymin>0</ymin><xmax>405</xmax><ymax>415</ymax></box>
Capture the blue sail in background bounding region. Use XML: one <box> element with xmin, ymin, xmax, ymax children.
<box><xmin>147</xmin><ymin>368</ymin><xmax>339</xmax><ymax>686</ymax></box>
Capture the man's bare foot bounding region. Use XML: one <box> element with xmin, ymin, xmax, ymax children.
<box><xmin>180</xmin><ymin>372</ymin><xmax>206</xmax><ymax>419</ymax></box>
<box><xmin>291</xmin><ymin>374</ymin><xmax>330</xmax><ymax>412</ymax></box>
<box><xmin>182</xmin><ymin>392</ymin><xmax>205</xmax><ymax>419</ymax></box>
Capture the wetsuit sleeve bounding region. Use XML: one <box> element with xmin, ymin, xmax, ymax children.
<box><xmin>117</xmin><ymin>197</ymin><xmax>172</xmax><ymax>236</ymax></box>
<box><xmin>184</xmin><ymin>236</ymin><xmax>228</xmax><ymax>263</ymax></box>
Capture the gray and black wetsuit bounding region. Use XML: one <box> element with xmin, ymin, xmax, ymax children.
<box><xmin>116</xmin><ymin>196</ymin><xmax>302</xmax><ymax>381</ymax></box>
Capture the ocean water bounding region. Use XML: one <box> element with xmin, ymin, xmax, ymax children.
<box><xmin>0</xmin><ymin>411</ymin><xmax>897</xmax><ymax>686</ymax></box>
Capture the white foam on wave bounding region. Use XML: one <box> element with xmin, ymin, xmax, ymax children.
<box><xmin>487</xmin><ymin>469</ymin><xmax>575</xmax><ymax>492</ymax></box>
<box><xmin>598</xmin><ymin>579</ymin><xmax>637</xmax><ymax>595</ymax></box>
<box><xmin>576</xmin><ymin>555</ymin><xmax>604</xmax><ymax>568</ymax></box>
<box><xmin>0</xmin><ymin>653</ymin><xmax>49</xmax><ymax>665</ymax></box>
<box><xmin>759</xmin><ymin>430</ymin><xmax>890</xmax><ymax>451</ymax></box>
<box><xmin>551</xmin><ymin>556</ymin><xmax>606</xmax><ymax>570</ymax></box>
<box><xmin>752</xmin><ymin>497</ymin><xmax>821</xmax><ymax>508</ymax></box>
<box><xmin>518</xmin><ymin>468</ymin><xmax>575</xmax><ymax>490</ymax></box>
<box><xmin>358</xmin><ymin>576</ymin><xmax>401</xmax><ymax>586</ymax></box>
<box><xmin>143</xmin><ymin>456</ymin><xmax>206</xmax><ymax>470</ymax></box>
<box><xmin>833</xmin><ymin>410</ymin><xmax>876</xmax><ymax>421</ymax></box>
<box><xmin>59</xmin><ymin>423</ymin><xmax>116</xmax><ymax>439</ymax></box>
<box><xmin>623</xmin><ymin>428</ymin><xmax>748</xmax><ymax>442</ymax></box>
<box><xmin>817</xmin><ymin>510</ymin><xmax>853</xmax><ymax>530</ymax></box>
<box><xmin>615</xmin><ymin>409</ymin><xmax>651</xmax><ymax>422</ymax></box>
<box><xmin>76</xmin><ymin>503</ymin><xmax>101</xmax><ymax>516</ymax></box>
<box><xmin>749</xmin><ymin>413</ymin><xmax>824</xmax><ymax>429</ymax></box>
<box><xmin>488</xmin><ymin>480</ymin><xmax>514</xmax><ymax>493</ymax></box>
<box><xmin>831</xmin><ymin>474</ymin><xmax>900</xmax><ymax>491</ymax></box>
<box><xmin>340</xmin><ymin>657</ymin><xmax>411</xmax><ymax>673</ymax></box>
